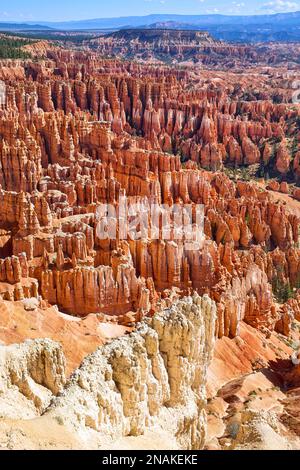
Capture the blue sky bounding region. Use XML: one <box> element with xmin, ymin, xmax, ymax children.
<box><xmin>1</xmin><ymin>0</ymin><xmax>300</xmax><ymax>22</ymax></box>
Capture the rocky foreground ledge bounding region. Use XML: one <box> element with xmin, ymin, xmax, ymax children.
<box><xmin>0</xmin><ymin>294</ymin><xmax>216</xmax><ymax>450</ymax></box>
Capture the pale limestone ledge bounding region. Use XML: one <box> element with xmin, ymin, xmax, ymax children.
<box><xmin>0</xmin><ymin>294</ymin><xmax>216</xmax><ymax>450</ymax></box>
<box><xmin>48</xmin><ymin>293</ymin><xmax>216</xmax><ymax>450</ymax></box>
<box><xmin>0</xmin><ymin>339</ymin><xmax>66</xmax><ymax>420</ymax></box>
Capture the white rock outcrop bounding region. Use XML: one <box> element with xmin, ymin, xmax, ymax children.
<box><xmin>0</xmin><ymin>339</ymin><xmax>66</xmax><ymax>419</ymax></box>
<box><xmin>48</xmin><ymin>294</ymin><xmax>216</xmax><ymax>449</ymax></box>
<box><xmin>0</xmin><ymin>294</ymin><xmax>216</xmax><ymax>449</ymax></box>
<box><xmin>292</xmin><ymin>350</ymin><xmax>300</xmax><ymax>366</ymax></box>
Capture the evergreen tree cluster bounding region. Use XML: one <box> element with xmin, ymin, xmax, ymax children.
<box><xmin>271</xmin><ymin>266</ymin><xmax>299</xmax><ymax>304</ymax></box>
<box><xmin>0</xmin><ymin>37</ymin><xmax>32</xmax><ymax>59</ymax></box>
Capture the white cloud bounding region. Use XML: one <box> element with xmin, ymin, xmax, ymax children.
<box><xmin>260</xmin><ymin>0</ymin><xmax>300</xmax><ymax>13</ymax></box>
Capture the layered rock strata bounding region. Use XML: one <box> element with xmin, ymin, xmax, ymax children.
<box><xmin>87</xmin><ymin>30</ymin><xmax>300</xmax><ymax>67</ymax></box>
<box><xmin>0</xmin><ymin>49</ymin><xmax>298</xmax><ymax>339</ymax></box>
<box><xmin>0</xmin><ymin>294</ymin><xmax>216</xmax><ymax>450</ymax></box>
<box><xmin>0</xmin><ymin>339</ymin><xmax>66</xmax><ymax>419</ymax></box>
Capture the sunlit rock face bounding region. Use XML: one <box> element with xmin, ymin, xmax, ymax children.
<box><xmin>0</xmin><ymin>47</ymin><xmax>299</xmax><ymax>339</ymax></box>
<box><xmin>87</xmin><ymin>29</ymin><xmax>300</xmax><ymax>67</ymax></box>
<box><xmin>0</xmin><ymin>33</ymin><xmax>299</xmax><ymax>451</ymax></box>
<box><xmin>0</xmin><ymin>294</ymin><xmax>216</xmax><ymax>450</ymax></box>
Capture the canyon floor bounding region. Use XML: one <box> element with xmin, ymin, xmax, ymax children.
<box><xmin>0</xmin><ymin>31</ymin><xmax>299</xmax><ymax>450</ymax></box>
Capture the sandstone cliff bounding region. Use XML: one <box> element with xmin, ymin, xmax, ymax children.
<box><xmin>0</xmin><ymin>339</ymin><xmax>65</xmax><ymax>419</ymax></box>
<box><xmin>0</xmin><ymin>39</ymin><xmax>299</xmax><ymax>452</ymax></box>
<box><xmin>0</xmin><ymin>294</ymin><xmax>216</xmax><ymax>450</ymax></box>
<box><xmin>87</xmin><ymin>30</ymin><xmax>300</xmax><ymax>67</ymax></box>
<box><xmin>0</xmin><ymin>51</ymin><xmax>299</xmax><ymax>337</ymax></box>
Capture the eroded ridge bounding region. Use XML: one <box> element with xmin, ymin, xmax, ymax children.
<box><xmin>0</xmin><ymin>294</ymin><xmax>216</xmax><ymax>450</ymax></box>
<box><xmin>0</xmin><ymin>50</ymin><xmax>299</xmax><ymax>340</ymax></box>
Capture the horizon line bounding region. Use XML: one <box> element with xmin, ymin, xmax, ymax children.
<box><xmin>0</xmin><ymin>10</ymin><xmax>300</xmax><ymax>24</ymax></box>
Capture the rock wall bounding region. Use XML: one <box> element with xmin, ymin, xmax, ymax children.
<box><xmin>0</xmin><ymin>51</ymin><xmax>299</xmax><ymax>338</ymax></box>
<box><xmin>0</xmin><ymin>294</ymin><xmax>216</xmax><ymax>450</ymax></box>
<box><xmin>0</xmin><ymin>339</ymin><xmax>66</xmax><ymax>419</ymax></box>
<box><xmin>46</xmin><ymin>294</ymin><xmax>216</xmax><ymax>449</ymax></box>
<box><xmin>87</xmin><ymin>30</ymin><xmax>300</xmax><ymax>67</ymax></box>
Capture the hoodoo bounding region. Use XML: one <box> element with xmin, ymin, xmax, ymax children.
<box><xmin>0</xmin><ymin>9</ymin><xmax>299</xmax><ymax>451</ymax></box>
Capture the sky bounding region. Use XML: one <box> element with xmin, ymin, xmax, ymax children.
<box><xmin>0</xmin><ymin>0</ymin><xmax>300</xmax><ymax>22</ymax></box>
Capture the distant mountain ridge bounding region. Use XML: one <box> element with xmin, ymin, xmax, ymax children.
<box><xmin>29</xmin><ymin>11</ymin><xmax>300</xmax><ymax>42</ymax></box>
<box><xmin>32</xmin><ymin>11</ymin><xmax>300</xmax><ymax>30</ymax></box>
<box><xmin>137</xmin><ymin>19</ymin><xmax>300</xmax><ymax>42</ymax></box>
<box><xmin>0</xmin><ymin>23</ymin><xmax>53</xmax><ymax>31</ymax></box>
<box><xmin>0</xmin><ymin>11</ymin><xmax>299</xmax><ymax>42</ymax></box>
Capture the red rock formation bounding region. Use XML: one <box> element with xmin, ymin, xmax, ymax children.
<box><xmin>87</xmin><ymin>29</ymin><xmax>300</xmax><ymax>68</ymax></box>
<box><xmin>0</xmin><ymin>47</ymin><xmax>298</xmax><ymax>342</ymax></box>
